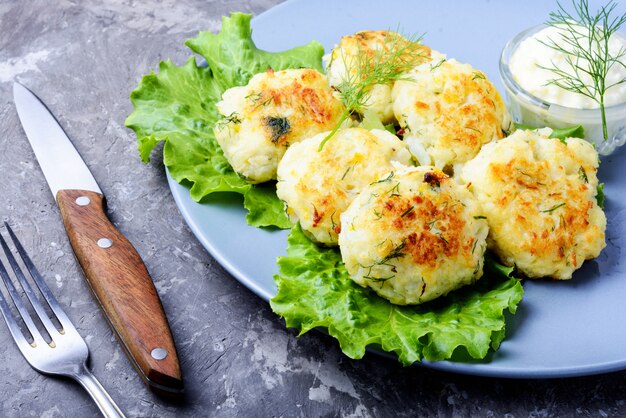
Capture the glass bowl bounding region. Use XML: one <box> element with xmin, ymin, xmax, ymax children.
<box><xmin>499</xmin><ymin>24</ymin><xmax>626</xmax><ymax>156</ymax></box>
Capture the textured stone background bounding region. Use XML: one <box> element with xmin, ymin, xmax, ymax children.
<box><xmin>1</xmin><ymin>0</ymin><xmax>626</xmax><ymax>417</ymax></box>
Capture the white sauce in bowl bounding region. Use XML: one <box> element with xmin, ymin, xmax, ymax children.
<box><xmin>508</xmin><ymin>25</ymin><xmax>626</xmax><ymax>109</ymax></box>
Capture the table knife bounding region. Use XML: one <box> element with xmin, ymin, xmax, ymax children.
<box><xmin>12</xmin><ymin>82</ymin><xmax>183</xmax><ymax>397</ymax></box>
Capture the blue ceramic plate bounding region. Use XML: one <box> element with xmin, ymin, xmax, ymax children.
<box><xmin>167</xmin><ymin>0</ymin><xmax>626</xmax><ymax>378</ymax></box>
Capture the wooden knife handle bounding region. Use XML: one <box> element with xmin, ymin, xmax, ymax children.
<box><xmin>56</xmin><ymin>189</ymin><xmax>183</xmax><ymax>396</ymax></box>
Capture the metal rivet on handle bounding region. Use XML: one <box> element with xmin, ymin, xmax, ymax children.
<box><xmin>151</xmin><ymin>348</ymin><xmax>168</xmax><ymax>360</ymax></box>
<box><xmin>75</xmin><ymin>196</ymin><xmax>90</xmax><ymax>206</ymax></box>
<box><xmin>97</xmin><ymin>238</ymin><xmax>113</xmax><ymax>249</ymax></box>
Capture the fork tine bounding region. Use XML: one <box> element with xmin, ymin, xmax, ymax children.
<box><xmin>0</xmin><ymin>282</ymin><xmax>36</xmax><ymax>354</ymax></box>
<box><xmin>0</xmin><ymin>224</ymin><xmax>62</xmax><ymax>341</ymax></box>
<box><xmin>3</xmin><ymin>222</ymin><xmax>75</xmax><ymax>333</ymax></box>
<box><xmin>0</xmin><ymin>247</ymin><xmax>47</xmax><ymax>347</ymax></box>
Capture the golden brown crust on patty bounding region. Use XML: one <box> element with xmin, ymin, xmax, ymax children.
<box><xmin>461</xmin><ymin>129</ymin><xmax>606</xmax><ymax>279</ymax></box>
<box><xmin>277</xmin><ymin>127</ymin><xmax>412</xmax><ymax>245</ymax></box>
<box><xmin>339</xmin><ymin>166</ymin><xmax>488</xmax><ymax>305</ymax></box>
<box><xmin>366</xmin><ymin>170</ymin><xmax>475</xmax><ymax>270</ymax></box>
<box><xmin>214</xmin><ymin>68</ymin><xmax>345</xmax><ymax>183</ymax></box>
<box><xmin>392</xmin><ymin>57</ymin><xmax>512</xmax><ymax>170</ymax></box>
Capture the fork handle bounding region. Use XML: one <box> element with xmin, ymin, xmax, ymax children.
<box><xmin>56</xmin><ymin>189</ymin><xmax>183</xmax><ymax>396</ymax></box>
<box><xmin>72</xmin><ymin>363</ymin><xmax>125</xmax><ymax>418</ymax></box>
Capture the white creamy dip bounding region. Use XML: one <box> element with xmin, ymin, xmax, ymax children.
<box><xmin>509</xmin><ymin>24</ymin><xmax>626</xmax><ymax>109</ymax></box>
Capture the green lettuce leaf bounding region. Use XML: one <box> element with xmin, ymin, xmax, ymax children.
<box><xmin>549</xmin><ymin>125</ymin><xmax>585</xmax><ymax>140</ymax></box>
<box><xmin>596</xmin><ymin>182</ymin><xmax>605</xmax><ymax>209</ymax></box>
<box><xmin>185</xmin><ymin>14</ymin><xmax>324</xmax><ymax>87</ymax></box>
<box><xmin>513</xmin><ymin>122</ymin><xmax>585</xmax><ymax>142</ymax></box>
<box><xmin>360</xmin><ymin>109</ymin><xmax>396</xmax><ymax>134</ymax></box>
<box><xmin>360</xmin><ymin>109</ymin><xmax>387</xmax><ymax>131</ymax></box>
<box><xmin>243</xmin><ymin>182</ymin><xmax>293</xmax><ymax>229</ymax></box>
<box><xmin>126</xmin><ymin>12</ymin><xmax>325</xmax><ymax>228</ymax></box>
<box><xmin>270</xmin><ymin>224</ymin><xmax>524</xmax><ymax>365</ymax></box>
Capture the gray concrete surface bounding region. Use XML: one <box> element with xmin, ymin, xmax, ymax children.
<box><xmin>1</xmin><ymin>0</ymin><xmax>626</xmax><ymax>417</ymax></box>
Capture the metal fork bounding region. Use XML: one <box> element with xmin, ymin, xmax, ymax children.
<box><xmin>0</xmin><ymin>222</ymin><xmax>124</xmax><ymax>418</ymax></box>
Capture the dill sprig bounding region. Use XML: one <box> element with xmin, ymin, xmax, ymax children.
<box><xmin>541</xmin><ymin>0</ymin><xmax>626</xmax><ymax>141</ymax></box>
<box><xmin>319</xmin><ymin>31</ymin><xmax>428</xmax><ymax>150</ymax></box>
<box><xmin>541</xmin><ymin>202</ymin><xmax>566</xmax><ymax>213</ymax></box>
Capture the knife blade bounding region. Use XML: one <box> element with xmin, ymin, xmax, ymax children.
<box><xmin>13</xmin><ymin>82</ymin><xmax>183</xmax><ymax>396</ymax></box>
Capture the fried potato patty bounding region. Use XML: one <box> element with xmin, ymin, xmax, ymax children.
<box><xmin>324</xmin><ymin>30</ymin><xmax>431</xmax><ymax>124</ymax></box>
<box><xmin>460</xmin><ymin>129</ymin><xmax>606</xmax><ymax>280</ymax></box>
<box><xmin>392</xmin><ymin>56</ymin><xmax>512</xmax><ymax>171</ymax></box>
<box><xmin>214</xmin><ymin>68</ymin><xmax>345</xmax><ymax>183</ymax></box>
<box><xmin>277</xmin><ymin>127</ymin><xmax>413</xmax><ymax>246</ymax></box>
<box><xmin>339</xmin><ymin>165</ymin><xmax>488</xmax><ymax>305</ymax></box>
